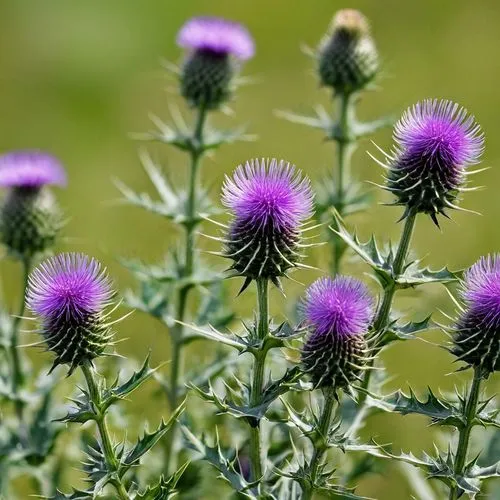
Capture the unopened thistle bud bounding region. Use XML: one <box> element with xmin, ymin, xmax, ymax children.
<box><xmin>26</xmin><ymin>253</ymin><xmax>114</xmax><ymax>374</ymax></box>
<box><xmin>453</xmin><ymin>255</ymin><xmax>500</xmax><ymax>376</ymax></box>
<box><xmin>221</xmin><ymin>158</ymin><xmax>313</xmax><ymax>291</ymax></box>
<box><xmin>301</xmin><ymin>277</ymin><xmax>373</xmax><ymax>389</ymax></box>
<box><xmin>318</xmin><ymin>9</ymin><xmax>378</xmax><ymax>94</ymax></box>
<box><xmin>177</xmin><ymin>16</ymin><xmax>254</xmax><ymax>110</ymax></box>
<box><xmin>0</xmin><ymin>151</ymin><xmax>66</xmax><ymax>259</ymax></box>
<box><xmin>385</xmin><ymin>99</ymin><xmax>484</xmax><ymax>224</ymax></box>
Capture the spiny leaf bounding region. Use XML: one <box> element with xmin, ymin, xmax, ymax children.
<box><xmin>182</xmin><ymin>426</ymin><xmax>258</xmax><ymax>498</ymax></box>
<box><xmin>382</xmin><ymin>315</ymin><xmax>433</xmax><ymax>345</ymax></box>
<box><xmin>134</xmin><ymin>462</ymin><xmax>190</xmax><ymax>499</ymax></box>
<box><xmin>178</xmin><ymin>322</ymin><xmax>246</xmax><ymax>351</ymax></box>
<box><xmin>103</xmin><ymin>353</ymin><xmax>160</xmax><ymax>410</ymax></box>
<box><xmin>120</xmin><ymin>400</ymin><xmax>185</xmax><ymax>473</ymax></box>
<box><xmin>398</xmin><ymin>263</ymin><xmax>461</xmax><ymax>286</ymax></box>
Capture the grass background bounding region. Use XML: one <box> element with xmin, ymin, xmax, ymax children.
<box><xmin>1</xmin><ymin>0</ymin><xmax>499</xmax><ymax>498</ymax></box>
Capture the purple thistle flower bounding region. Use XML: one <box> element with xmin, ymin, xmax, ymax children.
<box><xmin>221</xmin><ymin>158</ymin><xmax>313</xmax><ymax>291</ymax></box>
<box><xmin>0</xmin><ymin>151</ymin><xmax>66</xmax><ymax>258</ymax></box>
<box><xmin>177</xmin><ymin>17</ymin><xmax>254</xmax><ymax>109</ymax></box>
<box><xmin>453</xmin><ymin>254</ymin><xmax>500</xmax><ymax>375</ymax></box>
<box><xmin>385</xmin><ymin>99</ymin><xmax>484</xmax><ymax>224</ymax></box>
<box><xmin>27</xmin><ymin>253</ymin><xmax>114</xmax><ymax>374</ymax></box>
<box><xmin>177</xmin><ymin>16</ymin><xmax>254</xmax><ymax>60</ymax></box>
<box><xmin>0</xmin><ymin>150</ymin><xmax>66</xmax><ymax>188</ymax></box>
<box><xmin>301</xmin><ymin>276</ymin><xmax>373</xmax><ymax>389</ymax></box>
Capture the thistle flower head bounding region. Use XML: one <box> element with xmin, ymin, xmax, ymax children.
<box><xmin>0</xmin><ymin>150</ymin><xmax>66</xmax><ymax>188</ymax></box>
<box><xmin>453</xmin><ymin>254</ymin><xmax>500</xmax><ymax>375</ymax></box>
<box><xmin>221</xmin><ymin>158</ymin><xmax>313</xmax><ymax>290</ymax></box>
<box><xmin>0</xmin><ymin>150</ymin><xmax>66</xmax><ymax>259</ymax></box>
<box><xmin>386</xmin><ymin>99</ymin><xmax>484</xmax><ymax>224</ymax></box>
<box><xmin>177</xmin><ymin>16</ymin><xmax>254</xmax><ymax>109</ymax></box>
<box><xmin>301</xmin><ymin>276</ymin><xmax>373</xmax><ymax>389</ymax></box>
<box><xmin>318</xmin><ymin>9</ymin><xmax>378</xmax><ymax>94</ymax></box>
<box><xmin>27</xmin><ymin>253</ymin><xmax>114</xmax><ymax>374</ymax></box>
<box><xmin>177</xmin><ymin>16</ymin><xmax>254</xmax><ymax>60</ymax></box>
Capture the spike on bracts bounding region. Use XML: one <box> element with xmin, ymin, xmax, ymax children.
<box><xmin>26</xmin><ymin>253</ymin><xmax>115</xmax><ymax>375</ymax></box>
<box><xmin>301</xmin><ymin>276</ymin><xmax>374</xmax><ymax>390</ymax></box>
<box><xmin>220</xmin><ymin>158</ymin><xmax>314</xmax><ymax>292</ymax></box>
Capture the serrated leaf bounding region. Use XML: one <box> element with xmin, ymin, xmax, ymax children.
<box><xmin>120</xmin><ymin>400</ymin><xmax>185</xmax><ymax>473</ymax></box>
<box><xmin>398</xmin><ymin>263</ymin><xmax>461</xmax><ymax>286</ymax></box>
<box><xmin>380</xmin><ymin>315</ymin><xmax>433</xmax><ymax>346</ymax></box>
<box><xmin>203</xmin><ymin>126</ymin><xmax>255</xmax><ymax>150</ymax></box>
<box><xmin>102</xmin><ymin>354</ymin><xmax>160</xmax><ymax>410</ymax></box>
<box><xmin>55</xmin><ymin>397</ymin><xmax>95</xmax><ymax>424</ymax></box>
<box><xmin>369</xmin><ymin>387</ymin><xmax>465</xmax><ymax>427</ymax></box>
<box><xmin>47</xmin><ymin>489</ymin><xmax>94</xmax><ymax>500</ymax></box>
<box><xmin>135</xmin><ymin>462</ymin><xmax>189</xmax><ymax>499</ymax></box>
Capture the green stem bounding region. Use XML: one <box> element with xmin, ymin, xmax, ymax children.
<box><xmin>331</xmin><ymin>91</ymin><xmax>356</xmax><ymax>275</ymax></box>
<box><xmin>358</xmin><ymin>212</ymin><xmax>417</xmax><ymax>407</ymax></box>
<box><xmin>81</xmin><ymin>362</ymin><xmax>129</xmax><ymax>500</ymax></box>
<box><xmin>164</xmin><ymin>104</ymin><xmax>207</xmax><ymax>474</ymax></box>
<box><xmin>249</xmin><ymin>278</ymin><xmax>269</xmax><ymax>483</ymax></box>
<box><xmin>10</xmin><ymin>257</ymin><xmax>31</xmax><ymax>422</ymax></box>
<box><xmin>448</xmin><ymin>367</ymin><xmax>483</xmax><ymax>500</ymax></box>
<box><xmin>303</xmin><ymin>387</ymin><xmax>337</xmax><ymax>500</ymax></box>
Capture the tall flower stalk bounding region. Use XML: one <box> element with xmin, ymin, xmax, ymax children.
<box><xmin>26</xmin><ymin>253</ymin><xmax>184</xmax><ymax>499</ymax></box>
<box><xmin>278</xmin><ymin>9</ymin><xmax>387</xmax><ymax>275</ymax></box>
<box><xmin>0</xmin><ymin>151</ymin><xmax>66</xmax><ymax>420</ymax></box>
<box><xmin>118</xmin><ymin>16</ymin><xmax>255</xmax><ymax>477</ymax></box>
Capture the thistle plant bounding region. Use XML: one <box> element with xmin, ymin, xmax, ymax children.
<box><xmin>0</xmin><ymin>151</ymin><xmax>67</xmax><ymax>496</ymax></box>
<box><xmin>117</xmin><ymin>15</ymin><xmax>255</xmax><ymax>480</ymax></box>
<box><xmin>26</xmin><ymin>252</ymin><xmax>185</xmax><ymax>499</ymax></box>
<box><xmin>278</xmin><ymin>8</ymin><xmax>389</xmax><ymax>275</ymax></box>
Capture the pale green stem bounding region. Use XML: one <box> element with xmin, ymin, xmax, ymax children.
<box><xmin>448</xmin><ymin>366</ymin><xmax>483</xmax><ymax>500</ymax></box>
<box><xmin>10</xmin><ymin>257</ymin><xmax>31</xmax><ymax>422</ymax></box>
<box><xmin>357</xmin><ymin>213</ymin><xmax>417</xmax><ymax>408</ymax></box>
<box><xmin>302</xmin><ymin>387</ymin><xmax>337</xmax><ymax>500</ymax></box>
<box><xmin>81</xmin><ymin>362</ymin><xmax>129</xmax><ymax>500</ymax></box>
<box><xmin>164</xmin><ymin>103</ymin><xmax>207</xmax><ymax>474</ymax></box>
<box><xmin>249</xmin><ymin>278</ymin><xmax>269</xmax><ymax>484</ymax></box>
<box><xmin>331</xmin><ymin>91</ymin><xmax>356</xmax><ymax>275</ymax></box>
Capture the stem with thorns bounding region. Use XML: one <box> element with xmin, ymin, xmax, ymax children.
<box><xmin>81</xmin><ymin>362</ymin><xmax>130</xmax><ymax>500</ymax></box>
<box><xmin>448</xmin><ymin>366</ymin><xmax>483</xmax><ymax>500</ymax></box>
<box><xmin>303</xmin><ymin>386</ymin><xmax>337</xmax><ymax>500</ymax></box>
<box><xmin>249</xmin><ymin>278</ymin><xmax>269</xmax><ymax>486</ymax></box>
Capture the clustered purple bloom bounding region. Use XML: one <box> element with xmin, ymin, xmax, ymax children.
<box><xmin>0</xmin><ymin>150</ymin><xmax>66</xmax><ymax>188</ymax></box>
<box><xmin>453</xmin><ymin>254</ymin><xmax>500</xmax><ymax>375</ymax></box>
<box><xmin>177</xmin><ymin>16</ymin><xmax>255</xmax><ymax>60</ymax></box>
<box><xmin>385</xmin><ymin>99</ymin><xmax>484</xmax><ymax>224</ymax></box>
<box><xmin>221</xmin><ymin>158</ymin><xmax>313</xmax><ymax>290</ymax></box>
<box><xmin>302</xmin><ymin>276</ymin><xmax>373</xmax><ymax>389</ymax></box>
<box><xmin>177</xmin><ymin>16</ymin><xmax>255</xmax><ymax>109</ymax></box>
<box><xmin>27</xmin><ymin>253</ymin><xmax>114</xmax><ymax>373</ymax></box>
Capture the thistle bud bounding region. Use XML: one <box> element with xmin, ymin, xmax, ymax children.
<box><xmin>26</xmin><ymin>253</ymin><xmax>114</xmax><ymax>374</ymax></box>
<box><xmin>301</xmin><ymin>277</ymin><xmax>373</xmax><ymax>389</ymax></box>
<box><xmin>0</xmin><ymin>151</ymin><xmax>66</xmax><ymax>259</ymax></box>
<box><xmin>318</xmin><ymin>9</ymin><xmax>378</xmax><ymax>94</ymax></box>
<box><xmin>453</xmin><ymin>255</ymin><xmax>500</xmax><ymax>376</ymax></box>
<box><xmin>221</xmin><ymin>158</ymin><xmax>313</xmax><ymax>291</ymax></box>
<box><xmin>385</xmin><ymin>99</ymin><xmax>484</xmax><ymax>224</ymax></box>
<box><xmin>177</xmin><ymin>16</ymin><xmax>254</xmax><ymax>110</ymax></box>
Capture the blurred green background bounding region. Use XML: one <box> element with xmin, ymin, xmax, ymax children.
<box><xmin>1</xmin><ymin>0</ymin><xmax>499</xmax><ymax>498</ymax></box>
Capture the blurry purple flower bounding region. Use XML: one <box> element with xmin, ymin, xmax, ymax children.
<box><xmin>221</xmin><ymin>158</ymin><xmax>313</xmax><ymax>291</ymax></box>
<box><xmin>0</xmin><ymin>150</ymin><xmax>66</xmax><ymax>259</ymax></box>
<box><xmin>177</xmin><ymin>17</ymin><xmax>254</xmax><ymax>109</ymax></box>
<box><xmin>177</xmin><ymin>16</ymin><xmax>254</xmax><ymax>60</ymax></box>
<box><xmin>453</xmin><ymin>254</ymin><xmax>500</xmax><ymax>375</ymax></box>
<box><xmin>384</xmin><ymin>99</ymin><xmax>484</xmax><ymax>224</ymax></box>
<box><xmin>27</xmin><ymin>253</ymin><xmax>114</xmax><ymax>374</ymax></box>
<box><xmin>0</xmin><ymin>150</ymin><xmax>66</xmax><ymax>188</ymax></box>
<box><xmin>301</xmin><ymin>276</ymin><xmax>373</xmax><ymax>389</ymax></box>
